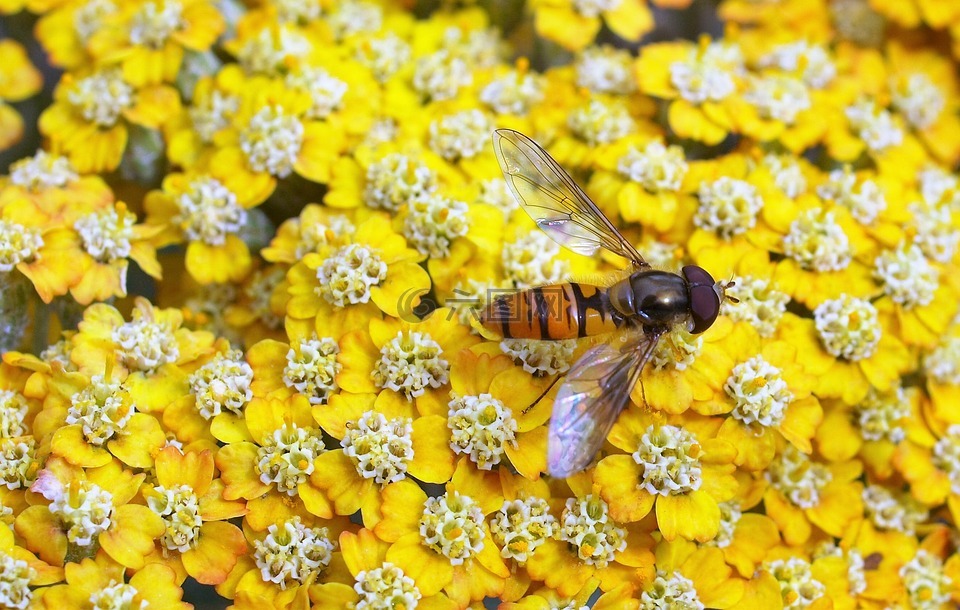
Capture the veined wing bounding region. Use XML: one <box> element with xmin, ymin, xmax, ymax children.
<box><xmin>547</xmin><ymin>325</ymin><xmax>664</xmax><ymax>478</ymax></box>
<box><xmin>493</xmin><ymin>129</ymin><xmax>647</xmax><ymax>269</ymax></box>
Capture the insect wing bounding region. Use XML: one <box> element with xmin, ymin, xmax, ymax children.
<box><xmin>547</xmin><ymin>326</ymin><xmax>663</xmax><ymax>477</ymax></box>
<box><xmin>493</xmin><ymin>129</ymin><xmax>647</xmax><ymax>269</ymax></box>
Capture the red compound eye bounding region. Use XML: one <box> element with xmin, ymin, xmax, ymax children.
<box><xmin>682</xmin><ymin>265</ymin><xmax>720</xmax><ymax>334</ymax></box>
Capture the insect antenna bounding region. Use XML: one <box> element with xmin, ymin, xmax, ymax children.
<box><xmin>522</xmin><ymin>374</ymin><xmax>562</xmax><ymax>415</ymax></box>
<box><xmin>722</xmin><ymin>278</ymin><xmax>740</xmax><ymax>304</ymax></box>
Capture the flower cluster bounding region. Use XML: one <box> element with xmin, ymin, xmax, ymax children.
<box><xmin>1</xmin><ymin>0</ymin><xmax>960</xmax><ymax>607</ymax></box>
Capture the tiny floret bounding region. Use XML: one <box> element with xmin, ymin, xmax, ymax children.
<box><xmin>9</xmin><ymin>150</ymin><xmax>78</xmax><ymax>191</ymax></box>
<box><xmin>353</xmin><ymin>562</ymin><xmax>422</xmax><ymax>610</ymax></box>
<box><xmin>418</xmin><ymin>492</ymin><xmax>485</xmax><ymax>564</ymax></box>
<box><xmin>253</xmin><ymin>517</ymin><xmax>335</xmax><ymax>589</ymax></box>
<box><xmin>899</xmin><ymin>550</ymin><xmax>952</xmax><ymax>610</ymax></box>
<box><xmin>759</xmin><ymin>41</ymin><xmax>836</xmax><ymax>89</ymax></box>
<box><xmin>670</xmin><ymin>44</ymin><xmax>739</xmax><ymax>104</ymax></box>
<box><xmin>813</xmin><ymin>295</ymin><xmax>881</xmax><ymax>361</ymax></box>
<box><xmin>782</xmin><ymin>208</ymin><xmax>851</xmax><ymax>272</ymax></box>
<box><xmin>725</xmin><ymin>356</ymin><xmax>793</xmax><ymax>428</ymax></box>
<box><xmin>190</xmin><ymin>349</ymin><xmax>254</xmax><ymax>419</ymax></box>
<box><xmin>500</xmin><ymin>338</ymin><xmax>576</xmax><ymax>376</ymax></box>
<box><xmin>762</xmin><ymin>154</ymin><xmax>806</xmax><ymax>199</ymax></box>
<box><xmin>725</xmin><ymin>276</ymin><xmax>788</xmax><ymax>337</ymax></box>
<box><xmin>845</xmin><ymin>99</ymin><xmax>903</xmax><ymax>154</ymax></box>
<box><xmin>816</xmin><ymin>168</ymin><xmax>886</xmax><ymax>225</ymax></box>
<box><xmin>618</xmin><ymin>141</ymin><xmax>688</xmax><ymax>193</ymax></box>
<box><xmin>0</xmin><ymin>390</ymin><xmax>29</xmax><ymax>438</ymax></box>
<box><xmin>862</xmin><ymin>484</ymin><xmax>928</xmax><ymax>535</ymax></box>
<box><xmin>743</xmin><ymin>73</ymin><xmax>810</xmax><ymax>124</ymax></box>
<box><xmin>640</xmin><ymin>570</ymin><xmax>704</xmax><ymax>610</ymax></box>
<box><xmin>75</xmin><ymin>206</ymin><xmax>135</xmax><ymax>263</ymax></box>
<box><xmin>403</xmin><ymin>194</ymin><xmax>470</xmax><ymax>258</ymax></box>
<box><xmin>39</xmin><ymin>475</ymin><xmax>115</xmax><ymax>547</ymax></box>
<box><xmin>480</xmin><ymin>69</ymin><xmax>544</xmax><ymax>115</ymax></box>
<box><xmin>112</xmin><ymin>311</ymin><xmax>180</xmax><ymax>373</ymax></box>
<box><xmin>147</xmin><ymin>483</ymin><xmax>202</xmax><ymax>553</ymax></box>
<box><xmin>567</xmin><ymin>99</ymin><xmax>634</xmax><ymax>146</ymax></box>
<box><xmin>429</xmin><ymin>110</ymin><xmax>493</xmax><ymax>161</ymax></box>
<box><xmin>67</xmin><ymin>69</ymin><xmax>134</xmax><ymax>127</ymax></box>
<box><xmin>490</xmin><ymin>496</ymin><xmax>556</xmax><ymax>564</ymax></box>
<box><xmin>0</xmin><ymin>550</ymin><xmax>34</xmax><ymax>610</ymax></box>
<box><xmin>365</xmin><ymin>153</ymin><xmax>436</xmax><ymax>212</ymax></box>
<box><xmin>89</xmin><ymin>581</ymin><xmax>143</xmax><ymax>610</ymax></box>
<box><xmin>413</xmin><ymin>49</ymin><xmax>472</xmax><ymax>102</ymax></box>
<box><xmin>765</xmin><ymin>557</ymin><xmax>826</xmax><ymax>609</ymax></box>
<box><xmin>315</xmin><ymin>243</ymin><xmax>387</xmax><ymax>307</ymax></box>
<box><xmin>650</xmin><ymin>327</ymin><xmax>703</xmax><ymax>371</ymax></box>
<box><xmin>373</xmin><ymin>331</ymin><xmax>449</xmax><ymax>400</ymax></box>
<box><xmin>708</xmin><ymin>501</ymin><xmax>742</xmax><ymax>549</ymax></box>
<box><xmin>891</xmin><ymin>73</ymin><xmax>944</xmax><ymax>130</ymax></box>
<box><xmin>295</xmin><ymin>214</ymin><xmax>354</xmax><ymax>258</ymax></box>
<box><xmin>0</xmin><ymin>221</ymin><xmax>43</xmax><ymax>273</ymax></box>
<box><xmin>0</xmin><ymin>437</ymin><xmax>37</xmax><ymax>490</ymax></box>
<box><xmin>240</xmin><ymin>106</ymin><xmax>304</xmax><ymax>178</ymax></box>
<box><xmin>503</xmin><ymin>231</ymin><xmax>569</xmax><ymax>288</ymax></box>
<box><xmin>932</xmin><ymin>424</ymin><xmax>960</xmax><ymax>495</ymax></box>
<box><xmin>329</xmin><ymin>0</ymin><xmax>382</xmax><ymax>39</ymax></box>
<box><xmin>765</xmin><ymin>445</ymin><xmax>832</xmax><ymax>509</ymax></box>
<box><xmin>285</xmin><ymin>67</ymin><xmax>347</xmax><ymax>120</ymax></box>
<box><xmin>341</xmin><ymin>411</ymin><xmax>413</xmax><ymax>485</ymax></box>
<box><xmin>190</xmin><ymin>90</ymin><xmax>239</xmax><ymax>144</ymax></box>
<box><xmin>572</xmin><ymin>0</ymin><xmax>621</xmax><ymax>18</ymax></box>
<box><xmin>576</xmin><ymin>45</ymin><xmax>636</xmax><ymax>94</ymax></box>
<box><xmin>128</xmin><ymin>0</ymin><xmax>184</xmax><ymax>48</ymax></box>
<box><xmin>924</xmin><ymin>337</ymin><xmax>960</xmax><ymax>385</ymax></box>
<box><xmin>237</xmin><ymin>25</ymin><xmax>311</xmax><ymax>76</ymax></box>
<box><xmin>256</xmin><ymin>423</ymin><xmax>326</xmax><ymax>495</ymax></box>
<box><xmin>557</xmin><ymin>494</ymin><xmax>626</xmax><ymax>568</ymax></box>
<box><xmin>284</xmin><ymin>337</ymin><xmax>341</xmax><ymax>406</ymax></box>
<box><xmin>856</xmin><ymin>387</ymin><xmax>908</xmax><ymax>443</ymax></box>
<box><xmin>874</xmin><ymin>243</ymin><xmax>938</xmax><ymax>309</ymax></box>
<box><xmin>67</xmin><ymin>375</ymin><xmax>134</xmax><ymax>445</ymax></box>
<box><xmin>633</xmin><ymin>425</ymin><xmax>703</xmax><ymax>495</ymax></box>
<box><xmin>909</xmin><ymin>200</ymin><xmax>959</xmax><ymax>264</ymax></box>
<box><xmin>356</xmin><ymin>34</ymin><xmax>411</xmax><ymax>83</ymax></box>
<box><xmin>447</xmin><ymin>393</ymin><xmax>518</xmax><ymax>470</ymax></box>
<box><xmin>175</xmin><ymin>177</ymin><xmax>246</xmax><ymax>247</ymax></box>
<box><xmin>695</xmin><ymin>177</ymin><xmax>763</xmax><ymax>239</ymax></box>
<box><xmin>74</xmin><ymin>0</ymin><xmax>117</xmax><ymax>45</ymax></box>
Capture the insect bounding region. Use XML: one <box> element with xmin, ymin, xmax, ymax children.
<box><xmin>481</xmin><ymin>129</ymin><xmax>734</xmax><ymax>478</ymax></box>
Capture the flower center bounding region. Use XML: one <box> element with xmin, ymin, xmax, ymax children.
<box><xmin>0</xmin><ymin>437</ymin><xmax>37</xmax><ymax>491</ymax></box>
<box><xmin>891</xmin><ymin>73</ymin><xmax>944</xmax><ymax>130</ymax></box>
<box><xmin>240</xmin><ymin>106</ymin><xmax>304</xmax><ymax>178</ymax></box>
<box><xmin>862</xmin><ymin>484</ymin><xmax>928</xmax><ymax>535</ymax></box>
<box><xmin>253</xmin><ymin>517</ymin><xmax>335</xmax><ymax>589</ymax></box>
<box><xmin>480</xmin><ymin>69</ymin><xmax>544</xmax><ymax>115</ymax></box>
<box><xmin>403</xmin><ymin>194</ymin><xmax>470</xmax><ymax>258</ymax></box>
<box><xmin>429</xmin><ymin>110</ymin><xmax>493</xmax><ymax>161</ymax></box>
<box><xmin>761</xmin><ymin>154</ymin><xmax>806</xmax><ymax>199</ymax></box>
<box><xmin>476</xmin><ymin>179</ymin><xmax>518</xmax><ymax>215</ymax></box>
<box><xmin>576</xmin><ymin>45</ymin><xmax>635</xmax><ymax>94</ymax></box>
<box><xmin>782</xmin><ymin>208</ymin><xmax>851</xmax><ymax>272</ymax></box>
<box><xmin>273</xmin><ymin>0</ymin><xmax>321</xmax><ymax>24</ymax></box>
<box><xmin>112</xmin><ymin>312</ymin><xmax>180</xmax><ymax>373</ymax></box>
<box><xmin>284</xmin><ymin>337</ymin><xmax>341</xmax><ymax>406</ymax></box>
<box><xmin>813</xmin><ymin>295</ymin><xmax>881</xmax><ymax>361</ymax></box>
<box><xmin>418</xmin><ymin>492</ymin><xmax>485</xmax><ymax>565</ymax></box>
<box><xmin>855</xmin><ymin>387</ymin><xmax>908</xmax><ymax>443</ymax></box>
<box><xmin>356</xmin><ymin>34</ymin><xmax>411</xmax><ymax>83</ymax></box>
<box><xmin>66</xmin><ymin>376</ymin><xmax>134</xmax><ymax>446</ymax></box>
<box><xmin>743</xmin><ymin>74</ymin><xmax>810</xmax><ymax>124</ymax></box>
<box><xmin>256</xmin><ymin>423</ymin><xmax>325</xmax><ymax>495</ymax></box>
<box><xmin>0</xmin><ymin>220</ymin><xmax>43</xmax><ymax>272</ymax></box>
<box><xmin>294</xmin><ymin>215</ymin><xmax>354</xmax><ymax>259</ymax></box>
<box><xmin>413</xmin><ymin>49</ymin><xmax>473</xmax><ymax>102</ymax></box>
<box><xmin>759</xmin><ymin>41</ymin><xmax>835</xmax><ymax>89</ymax></box>
<box><xmin>932</xmin><ymin>424</ymin><xmax>960</xmax><ymax>495</ymax></box>
<box><xmin>341</xmin><ymin>411</ymin><xmax>413</xmax><ymax>485</ymax></box>
<box><xmin>695</xmin><ymin>177</ymin><xmax>763</xmax><ymax>239</ymax></box>
<box><xmin>190</xmin><ymin>349</ymin><xmax>253</xmax><ymax>419</ymax></box>
<box><xmin>67</xmin><ymin>69</ymin><xmax>134</xmax><ymax>127</ymax></box>
<box><xmin>49</xmin><ymin>479</ymin><xmax>115</xmax><ymax>547</ymax></box>
<box><xmin>567</xmin><ymin>99</ymin><xmax>634</xmax><ymax>146</ymax></box>
<box><xmin>650</xmin><ymin>327</ymin><xmax>703</xmax><ymax>371</ymax></box>
<box><xmin>817</xmin><ymin>168</ymin><xmax>886</xmax><ymax>225</ymax></box>
<box><xmin>725</xmin><ymin>276</ymin><xmax>788</xmax><ymax>337</ymax></box>
<box><xmin>502</xmin><ymin>231</ymin><xmax>569</xmax><ymax>288</ymax></box>
<box><xmin>874</xmin><ymin>243</ymin><xmax>938</xmax><ymax>309</ymax></box>
<box><xmin>618</xmin><ymin>141</ymin><xmax>688</xmax><ymax>193</ymax></box>
<box><xmin>909</xmin><ymin>200</ymin><xmax>959</xmax><ymax>264</ymax></box>
<box><xmin>765</xmin><ymin>445</ymin><xmax>832</xmax><ymax>509</ymax></box>
<box><xmin>845</xmin><ymin>99</ymin><xmax>903</xmax><ymax>154</ymax></box>
<box><xmin>725</xmin><ymin>356</ymin><xmax>793</xmax><ymax>428</ymax></box>
<box><xmin>237</xmin><ymin>25</ymin><xmax>311</xmax><ymax>76</ymax></box>
<box><xmin>90</xmin><ymin>580</ymin><xmax>144</xmax><ymax>610</ymax></box>
<box><xmin>918</xmin><ymin>165</ymin><xmax>959</xmax><ymax>208</ymax></box>
<box><xmin>447</xmin><ymin>393</ymin><xmax>518</xmax><ymax>470</ymax></box>
<box><xmin>189</xmin><ymin>91</ymin><xmax>239</xmax><ymax>143</ymax></box>
<box><xmin>147</xmin><ymin>483</ymin><xmax>202</xmax><ymax>553</ymax></box>
<box><xmin>708</xmin><ymin>501</ymin><xmax>741</xmax><ymax>549</ymax></box>
<box><xmin>0</xmin><ymin>550</ymin><xmax>34</xmax><ymax>610</ymax></box>
<box><xmin>641</xmin><ymin>570</ymin><xmax>704</xmax><ymax>609</ymax></box>
<box><xmin>128</xmin><ymin>0</ymin><xmax>183</xmax><ymax>48</ymax></box>
<box><xmin>329</xmin><ymin>0</ymin><xmax>383</xmax><ymax>39</ymax></box>
<box><xmin>633</xmin><ymin>424</ymin><xmax>703</xmax><ymax>495</ymax></box>
<box><xmin>490</xmin><ymin>496</ymin><xmax>556</xmax><ymax>565</ymax></box>
<box><xmin>765</xmin><ymin>558</ymin><xmax>825</xmax><ymax>610</ymax></box>
<box><xmin>670</xmin><ymin>44</ymin><xmax>738</xmax><ymax>104</ymax></box>
<box><xmin>75</xmin><ymin>205</ymin><xmax>135</xmax><ymax>263</ymax></box>
<box><xmin>285</xmin><ymin>67</ymin><xmax>348</xmax><ymax>120</ymax></box>
<box><xmin>74</xmin><ymin>0</ymin><xmax>117</xmax><ymax>45</ymax></box>
<box><xmin>558</xmin><ymin>494</ymin><xmax>626</xmax><ymax>568</ymax></box>
<box><xmin>0</xmin><ymin>390</ymin><xmax>29</xmax><ymax>438</ymax></box>
<box><xmin>365</xmin><ymin>153</ymin><xmax>436</xmax><ymax>213</ymax></box>
<box><xmin>9</xmin><ymin>150</ymin><xmax>78</xmax><ymax>191</ymax></box>
<box><xmin>373</xmin><ymin>331</ymin><xmax>449</xmax><ymax>400</ymax></box>
<box><xmin>900</xmin><ymin>551</ymin><xmax>953</xmax><ymax>610</ymax></box>
<box><xmin>353</xmin><ymin>562</ymin><xmax>422</xmax><ymax>610</ymax></box>
<box><xmin>500</xmin><ymin>338</ymin><xmax>576</xmax><ymax>377</ymax></box>
<box><xmin>315</xmin><ymin>243</ymin><xmax>387</xmax><ymax>307</ymax></box>
<box><xmin>175</xmin><ymin>177</ymin><xmax>246</xmax><ymax>246</ymax></box>
<box><xmin>925</xmin><ymin>337</ymin><xmax>960</xmax><ymax>384</ymax></box>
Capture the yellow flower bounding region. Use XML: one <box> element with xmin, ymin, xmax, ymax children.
<box><xmin>261</xmin><ymin>204</ymin><xmax>361</xmax><ymax>265</ymax></box>
<box><xmin>0</xmin><ymin>40</ymin><xmax>42</xmax><ymax>152</ymax></box>
<box><xmin>163</xmin><ymin>73</ymin><xmax>242</xmax><ymax>169</ymax></box>
<box><xmin>648</xmin><ymin>538</ymin><xmax>746</xmax><ymax>608</ymax></box>
<box><xmin>529</xmin><ymin>0</ymin><xmax>653</xmax><ymax>53</ymax></box>
<box><xmin>594</xmin><ymin>409</ymin><xmax>738</xmax><ymax>541</ymax></box>
<box><xmin>285</xmin><ymin>213</ymin><xmax>430</xmax><ymax>339</ymax></box>
<box><xmin>0</xmin><ymin>519</ymin><xmax>64</xmax><ymax>608</ymax></box>
<box><xmin>35</xmin><ymin>0</ymin><xmax>111</xmax><ymax>70</ymax></box>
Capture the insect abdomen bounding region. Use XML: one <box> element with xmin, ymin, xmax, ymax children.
<box><xmin>480</xmin><ymin>283</ymin><xmax>625</xmax><ymax>340</ymax></box>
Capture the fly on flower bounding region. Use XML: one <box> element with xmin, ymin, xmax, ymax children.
<box><xmin>481</xmin><ymin>129</ymin><xmax>736</xmax><ymax>477</ymax></box>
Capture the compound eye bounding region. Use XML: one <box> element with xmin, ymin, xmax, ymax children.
<box><xmin>682</xmin><ymin>266</ymin><xmax>720</xmax><ymax>334</ymax></box>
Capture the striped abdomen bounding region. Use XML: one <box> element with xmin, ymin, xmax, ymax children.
<box><xmin>480</xmin><ymin>283</ymin><xmax>626</xmax><ymax>340</ymax></box>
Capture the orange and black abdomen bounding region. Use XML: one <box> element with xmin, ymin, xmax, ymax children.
<box><xmin>480</xmin><ymin>283</ymin><xmax>627</xmax><ymax>340</ymax></box>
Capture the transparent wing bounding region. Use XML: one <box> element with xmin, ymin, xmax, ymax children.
<box><xmin>493</xmin><ymin>129</ymin><xmax>647</xmax><ymax>268</ymax></box>
<box><xmin>547</xmin><ymin>326</ymin><xmax>663</xmax><ymax>477</ymax></box>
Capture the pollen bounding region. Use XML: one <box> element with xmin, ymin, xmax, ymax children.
<box><xmin>900</xmin><ymin>550</ymin><xmax>953</xmax><ymax>610</ymax></box>
<box><xmin>782</xmin><ymin>208</ymin><xmax>852</xmax><ymax>272</ymax></box>
<box><xmin>240</xmin><ymin>106</ymin><xmax>304</xmax><ymax>178</ymax></box>
<box><xmin>855</xmin><ymin>386</ymin><xmax>909</xmax><ymax>443</ymax></box>
<box><xmin>256</xmin><ymin>422</ymin><xmax>325</xmax><ymax>495</ymax></box>
<box><xmin>641</xmin><ymin>570</ymin><xmax>704</xmax><ymax>610</ymax></box>
<box><xmin>932</xmin><ymin>424</ymin><xmax>960</xmax><ymax>495</ymax></box>
<box><xmin>572</xmin><ymin>0</ymin><xmax>621</xmax><ymax>18</ymax></box>
<box><xmin>8</xmin><ymin>150</ymin><xmax>78</xmax><ymax>191</ymax></box>
<box><xmin>353</xmin><ymin>562</ymin><xmax>422</xmax><ymax>610</ymax></box>
<box><xmin>0</xmin><ymin>551</ymin><xmax>34</xmax><ymax>610</ymax></box>
<box><xmin>365</xmin><ymin>153</ymin><xmax>436</xmax><ymax>212</ymax></box>
<box><xmin>758</xmin><ymin>41</ymin><xmax>836</xmax><ymax>89</ymax></box>
<box><xmin>874</xmin><ymin>242</ymin><xmax>938</xmax><ymax>309</ymax></box>
<box><xmin>725</xmin><ymin>276</ymin><xmax>788</xmax><ymax>337</ymax></box>
<box><xmin>632</xmin><ymin>424</ymin><xmax>703</xmax><ymax>496</ymax></box>
<box><xmin>765</xmin><ymin>558</ymin><xmax>826</xmax><ymax>610</ymax></box>
<box><xmin>567</xmin><ymin>98</ymin><xmax>634</xmax><ymax>146</ymax></box>
<box><xmin>725</xmin><ymin>356</ymin><xmax>793</xmax><ymax>428</ymax></box>
<box><xmin>372</xmin><ymin>331</ymin><xmax>449</xmax><ymax>400</ymax></box>
<box><xmin>75</xmin><ymin>205</ymin><xmax>135</xmax><ymax>263</ymax></box>
<box><xmin>813</xmin><ymin>295</ymin><xmax>881</xmax><ymax>362</ymax></box>
<box><xmin>284</xmin><ymin>337</ymin><xmax>340</xmax><ymax>406</ymax></box>
<box><xmin>743</xmin><ymin>73</ymin><xmax>810</xmax><ymax>124</ymax></box>
<box><xmin>66</xmin><ymin>375</ymin><xmax>134</xmax><ymax>446</ymax></box>
<box><xmin>816</xmin><ymin>167</ymin><xmax>887</xmax><ymax>225</ymax></box>
<box><xmin>189</xmin><ymin>90</ymin><xmax>239</xmax><ymax>144</ymax></box>
<box><xmin>253</xmin><ymin>517</ymin><xmax>335</xmax><ymax>589</ymax></box>
<box><xmin>845</xmin><ymin>99</ymin><xmax>903</xmax><ymax>154</ymax></box>
<box><xmin>418</xmin><ymin>492</ymin><xmax>485</xmax><ymax>565</ymax></box>
<box><xmin>315</xmin><ymin>243</ymin><xmax>387</xmax><ymax>307</ymax></box>
<box><xmin>112</xmin><ymin>310</ymin><xmax>180</xmax><ymax>373</ymax></box>
<box><xmin>575</xmin><ymin>45</ymin><xmax>636</xmax><ymax>94</ymax></box>
<box><xmin>0</xmin><ymin>391</ymin><xmax>29</xmax><ymax>438</ymax></box>
<box><xmin>128</xmin><ymin>0</ymin><xmax>184</xmax><ymax>48</ymax></box>
<box><xmin>89</xmin><ymin>580</ymin><xmax>142</xmax><ymax>609</ymax></box>
<box><xmin>0</xmin><ymin>437</ymin><xmax>37</xmax><ymax>490</ymax></box>
<box><xmin>237</xmin><ymin>25</ymin><xmax>311</xmax><ymax>76</ymax></box>
<box><xmin>908</xmin><ymin>200</ymin><xmax>959</xmax><ymax>264</ymax></box>
<box><xmin>502</xmin><ymin>231</ymin><xmax>569</xmax><ymax>288</ymax></box>
<box><xmin>67</xmin><ymin>69</ymin><xmax>134</xmax><ymax>127</ymax></box>
<box><xmin>175</xmin><ymin>176</ymin><xmax>247</xmax><ymax>247</ymax></box>
<box><xmin>0</xmin><ymin>220</ymin><xmax>43</xmax><ymax>273</ymax></box>
<box><xmin>147</xmin><ymin>483</ymin><xmax>202</xmax><ymax>553</ymax></box>
<box><xmin>558</xmin><ymin>494</ymin><xmax>626</xmax><ymax>568</ymax></box>
<box><xmin>48</xmin><ymin>479</ymin><xmax>115</xmax><ymax>547</ymax></box>
<box><xmin>695</xmin><ymin>177</ymin><xmax>764</xmax><ymax>239</ymax></box>
<box><xmin>341</xmin><ymin>411</ymin><xmax>413</xmax><ymax>485</ymax></box>
<box><xmin>490</xmin><ymin>496</ymin><xmax>556</xmax><ymax>565</ymax></box>
<box><xmin>707</xmin><ymin>501</ymin><xmax>742</xmax><ymax>549</ymax></box>
<box><xmin>924</xmin><ymin>337</ymin><xmax>960</xmax><ymax>384</ymax></box>
<box><xmin>480</xmin><ymin>69</ymin><xmax>544</xmax><ymax>115</ymax></box>
<box><xmin>429</xmin><ymin>110</ymin><xmax>493</xmax><ymax>161</ymax></box>
<box><xmin>765</xmin><ymin>445</ymin><xmax>832</xmax><ymax>509</ymax></box>
<box><xmin>891</xmin><ymin>73</ymin><xmax>945</xmax><ymax>130</ymax></box>
<box><xmin>618</xmin><ymin>141</ymin><xmax>688</xmax><ymax>193</ymax></box>
<box><xmin>285</xmin><ymin>67</ymin><xmax>348</xmax><ymax>120</ymax></box>
<box><xmin>500</xmin><ymin>338</ymin><xmax>576</xmax><ymax>376</ymax></box>
<box><xmin>447</xmin><ymin>393</ymin><xmax>518</xmax><ymax>470</ymax></box>
<box><xmin>190</xmin><ymin>349</ymin><xmax>253</xmax><ymax>419</ymax></box>
<box><xmin>403</xmin><ymin>193</ymin><xmax>470</xmax><ymax>258</ymax></box>
<box><xmin>862</xmin><ymin>484</ymin><xmax>928</xmax><ymax>535</ymax></box>
<box><xmin>356</xmin><ymin>33</ymin><xmax>411</xmax><ymax>83</ymax></box>
<box><xmin>413</xmin><ymin>49</ymin><xmax>472</xmax><ymax>102</ymax></box>
<box><xmin>650</xmin><ymin>327</ymin><xmax>703</xmax><ymax>371</ymax></box>
<box><xmin>761</xmin><ymin>154</ymin><xmax>807</xmax><ymax>199</ymax></box>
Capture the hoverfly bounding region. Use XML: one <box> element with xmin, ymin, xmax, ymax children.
<box><xmin>481</xmin><ymin>129</ymin><xmax>734</xmax><ymax>478</ymax></box>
